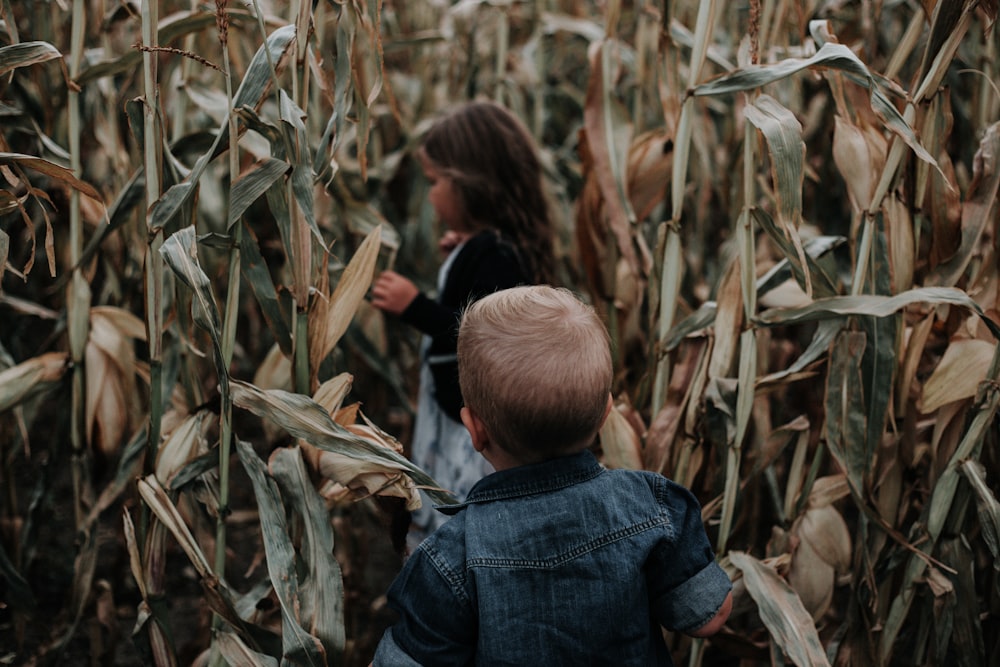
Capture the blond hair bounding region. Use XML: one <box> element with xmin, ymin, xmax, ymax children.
<box><xmin>457</xmin><ymin>286</ymin><xmax>612</xmax><ymax>462</ymax></box>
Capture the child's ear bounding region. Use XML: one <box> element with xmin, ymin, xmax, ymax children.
<box><xmin>461</xmin><ymin>406</ymin><xmax>490</xmax><ymax>452</ymax></box>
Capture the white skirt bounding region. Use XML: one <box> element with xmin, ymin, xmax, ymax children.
<box><xmin>407</xmin><ymin>347</ymin><xmax>493</xmax><ymax>549</ymax></box>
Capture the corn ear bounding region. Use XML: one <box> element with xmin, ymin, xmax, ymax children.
<box><xmin>0</xmin><ymin>351</ymin><xmax>69</xmax><ymax>413</ymax></box>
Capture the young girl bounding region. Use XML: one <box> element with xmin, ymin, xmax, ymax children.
<box><xmin>371</xmin><ymin>100</ymin><xmax>556</xmax><ymax>546</ymax></box>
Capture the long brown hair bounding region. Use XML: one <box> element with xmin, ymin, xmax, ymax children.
<box><xmin>420</xmin><ymin>101</ymin><xmax>556</xmax><ymax>285</ymax></box>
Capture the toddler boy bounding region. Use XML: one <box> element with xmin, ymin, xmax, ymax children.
<box><xmin>374</xmin><ymin>285</ymin><xmax>732</xmax><ymax>665</ymax></box>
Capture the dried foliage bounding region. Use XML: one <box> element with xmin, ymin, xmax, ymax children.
<box><xmin>2</xmin><ymin>0</ymin><xmax>1000</xmax><ymax>665</ymax></box>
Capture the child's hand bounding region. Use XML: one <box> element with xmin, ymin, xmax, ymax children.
<box><xmin>371</xmin><ymin>270</ymin><xmax>419</xmax><ymax>315</ymax></box>
<box><xmin>439</xmin><ymin>230</ymin><xmax>471</xmax><ymax>254</ymax></box>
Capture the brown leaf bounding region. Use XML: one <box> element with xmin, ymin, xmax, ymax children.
<box><xmin>919</xmin><ymin>338</ymin><xmax>996</xmax><ymax>413</ymax></box>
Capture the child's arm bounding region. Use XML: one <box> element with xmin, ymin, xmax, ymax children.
<box><xmin>647</xmin><ymin>477</ymin><xmax>733</xmax><ymax>637</ymax></box>
<box><xmin>687</xmin><ymin>590</ymin><xmax>732</xmax><ymax>637</ymax></box>
<box><xmin>372</xmin><ymin>545</ymin><xmax>476</xmax><ymax>666</ymax></box>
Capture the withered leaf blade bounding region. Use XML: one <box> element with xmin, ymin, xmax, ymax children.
<box><xmin>235</xmin><ymin>441</ymin><xmax>326</xmax><ymax>666</ymax></box>
<box><xmin>920</xmin><ymin>339</ymin><xmax>996</xmax><ymax>413</ymax></box>
<box><xmin>268</xmin><ymin>446</ymin><xmax>346</xmax><ymax>655</ymax></box>
<box><xmin>730</xmin><ymin>551</ymin><xmax>830</xmax><ymax>666</ymax></box>
<box><xmin>231</xmin><ymin>379</ymin><xmax>456</xmax><ymax>506</ymax></box>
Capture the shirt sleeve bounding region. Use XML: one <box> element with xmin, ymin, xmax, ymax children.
<box><xmin>400</xmin><ymin>292</ymin><xmax>459</xmax><ymax>339</ymax></box>
<box><xmin>647</xmin><ymin>478</ymin><xmax>732</xmax><ymax>634</ymax></box>
<box><xmin>373</xmin><ymin>546</ymin><xmax>477</xmax><ymax>666</ymax></box>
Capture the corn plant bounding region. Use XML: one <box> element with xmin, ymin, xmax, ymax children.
<box><xmin>3</xmin><ymin>0</ymin><xmax>1000</xmax><ymax>665</ymax></box>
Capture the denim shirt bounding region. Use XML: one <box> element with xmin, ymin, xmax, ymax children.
<box><xmin>374</xmin><ymin>450</ymin><xmax>732</xmax><ymax>666</ymax></box>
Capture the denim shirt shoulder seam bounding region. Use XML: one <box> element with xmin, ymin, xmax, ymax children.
<box><xmin>467</xmin><ymin>514</ymin><xmax>669</xmax><ymax>570</ymax></box>
<box><xmin>464</xmin><ymin>465</ymin><xmax>605</xmax><ymax>505</ymax></box>
<box><xmin>423</xmin><ymin>544</ymin><xmax>472</xmax><ymax>608</ymax></box>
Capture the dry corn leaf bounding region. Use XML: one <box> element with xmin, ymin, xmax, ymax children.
<box><xmin>645</xmin><ymin>337</ymin><xmax>707</xmax><ymax>474</ymax></box>
<box><xmin>922</xmin><ymin>97</ymin><xmax>962</xmax><ymax>270</ymax></box>
<box><xmin>84</xmin><ymin>338</ymin><xmax>129</xmax><ymax>459</ymax></box>
<box><xmin>313</xmin><ymin>373</ymin><xmax>353</xmax><ymax>415</ymax></box>
<box><xmin>919</xmin><ymin>338</ymin><xmax>996</xmax><ymax>413</ymax></box>
<box><xmin>626</xmin><ymin>130</ymin><xmax>674</xmax><ymax>222</ymax></box>
<box><xmin>582</xmin><ymin>39</ymin><xmax>640</xmax><ymax>281</ymax></box>
<box><xmin>315</xmin><ymin>450</ymin><xmax>421</xmax><ymax>510</ymax></box>
<box><xmin>730</xmin><ymin>551</ymin><xmax>830</xmax><ymax>667</ymax></box>
<box><xmin>599</xmin><ymin>400</ymin><xmax>643</xmax><ymax>471</ymax></box>
<box><xmin>757</xmin><ymin>279</ymin><xmax>811</xmax><ymax>309</ymax></box>
<box><xmin>708</xmin><ymin>257</ymin><xmax>744</xmax><ymax>380</ymax></box>
<box><xmin>885</xmin><ymin>196</ymin><xmax>914</xmax><ymax>295</ymax></box>
<box><xmin>832</xmin><ymin>115</ymin><xmax>884</xmax><ymax>212</ymax></box>
<box><xmin>155</xmin><ymin>410</ymin><xmax>210</xmax><ymax>485</ymax></box>
<box><xmin>214</xmin><ymin>631</ymin><xmax>278</xmax><ymax>667</ymax></box>
<box><xmin>806</xmin><ymin>475</ymin><xmax>851</xmax><ymax>509</ymax></box>
<box><xmin>310</xmin><ymin>225</ymin><xmax>382</xmax><ymax>369</ymax></box>
<box><xmin>232</xmin><ymin>379</ymin><xmax>454</xmax><ymax>505</ymax></box>
<box><xmin>926</xmin><ymin>122</ymin><xmax>1000</xmax><ymax>287</ymax></box>
<box><xmin>897</xmin><ymin>313</ymin><xmax>935</xmax><ymax>416</ymax></box>
<box><xmin>253</xmin><ymin>342</ymin><xmax>293</xmax><ymax>392</ymax></box>
<box><xmin>297</xmin><ymin>372</ymin><xmax>419</xmax><ymax>507</ymax></box>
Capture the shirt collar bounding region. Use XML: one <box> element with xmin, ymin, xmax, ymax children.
<box><xmin>436</xmin><ymin>449</ymin><xmax>604</xmax><ymax>515</ymax></box>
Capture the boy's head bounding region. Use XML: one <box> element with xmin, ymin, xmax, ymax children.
<box><xmin>457</xmin><ymin>286</ymin><xmax>613</xmax><ymax>463</ymax></box>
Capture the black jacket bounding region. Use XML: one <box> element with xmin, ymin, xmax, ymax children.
<box><xmin>400</xmin><ymin>230</ymin><xmax>530</xmax><ymax>422</ymax></box>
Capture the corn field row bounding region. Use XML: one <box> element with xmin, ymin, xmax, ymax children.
<box><xmin>1</xmin><ymin>0</ymin><xmax>999</xmax><ymax>664</ymax></box>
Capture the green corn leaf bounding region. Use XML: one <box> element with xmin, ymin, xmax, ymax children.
<box><xmin>235</xmin><ymin>440</ymin><xmax>327</xmax><ymax>666</ymax></box>
<box><xmin>825</xmin><ymin>330</ymin><xmax>869</xmax><ymax>497</ymax></box>
<box><xmin>858</xmin><ymin>213</ymin><xmax>898</xmax><ymax>478</ymax></box>
<box><xmin>149</xmin><ymin>24</ymin><xmax>297</xmax><ymax>234</ymax></box>
<box><xmin>730</xmin><ymin>551</ymin><xmax>830</xmax><ymax>667</ymax></box>
<box><xmin>159</xmin><ymin>227</ymin><xmax>223</xmax><ymax>352</ymax></box>
<box><xmin>239</xmin><ymin>220</ymin><xmax>294</xmax><ymax>356</ymax></box>
<box><xmin>0</xmin><ymin>41</ymin><xmax>61</xmax><ymax>76</ymax></box>
<box><xmin>753</xmin><ymin>211</ymin><xmax>841</xmax><ymax>298</ymax></box>
<box><xmin>228</xmin><ymin>157</ymin><xmax>290</xmax><ymax>230</ymax></box>
<box><xmin>758</xmin><ymin>319</ymin><xmax>842</xmax><ymax>387</ymax></box>
<box><xmin>664</xmin><ymin>234</ymin><xmax>844</xmax><ymax>355</ymax></box>
<box><xmin>664</xmin><ymin>301</ymin><xmax>717</xmax><ymax>352</ymax></box>
<box><xmin>961</xmin><ymin>460</ymin><xmax>1000</xmax><ymax>571</ymax></box>
<box><xmin>755</xmin><ymin>287</ymin><xmax>1000</xmax><ymax>339</ymax></box>
<box><xmin>743</xmin><ymin>95</ymin><xmax>803</xmax><ymax>230</ymax></box>
<box><xmin>331</xmin><ymin>4</ymin><xmax>356</xmax><ymax>157</ymax></box>
<box><xmin>159</xmin><ymin>227</ymin><xmax>229</xmax><ymax>396</ymax></box>
<box><xmin>880</xmin><ymin>346</ymin><xmax>1000</xmax><ymax>661</ymax></box>
<box><xmin>269</xmin><ymin>446</ymin><xmax>346</xmax><ymax>655</ymax></box>
<box><xmin>693</xmin><ymin>41</ymin><xmax>935</xmax><ymax>167</ymax></box>
<box><xmin>278</xmin><ymin>91</ymin><xmax>322</xmax><ymax>244</ymax></box>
